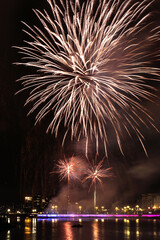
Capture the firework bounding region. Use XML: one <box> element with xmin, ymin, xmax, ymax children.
<box><xmin>54</xmin><ymin>156</ymin><xmax>82</xmax><ymax>182</ymax></box>
<box><xmin>53</xmin><ymin>156</ymin><xmax>84</xmax><ymax>211</ymax></box>
<box><xmin>16</xmin><ymin>0</ymin><xmax>160</xmax><ymax>156</ymax></box>
<box><xmin>83</xmin><ymin>158</ymin><xmax>112</xmax><ymax>210</ymax></box>
<box><xmin>83</xmin><ymin>158</ymin><xmax>112</xmax><ymax>189</ymax></box>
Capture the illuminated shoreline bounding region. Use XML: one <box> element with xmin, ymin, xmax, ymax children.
<box><xmin>37</xmin><ymin>214</ymin><xmax>160</xmax><ymax>218</ymax></box>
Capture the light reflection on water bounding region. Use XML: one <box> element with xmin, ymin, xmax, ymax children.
<box><xmin>32</xmin><ymin>218</ymin><xmax>37</xmax><ymax>240</ymax></box>
<box><xmin>64</xmin><ymin>222</ymin><xmax>73</xmax><ymax>240</ymax></box>
<box><xmin>92</xmin><ymin>221</ymin><xmax>99</xmax><ymax>240</ymax></box>
<box><xmin>124</xmin><ymin>218</ymin><xmax>130</xmax><ymax>240</ymax></box>
<box><xmin>136</xmin><ymin>218</ymin><xmax>140</xmax><ymax>240</ymax></box>
<box><xmin>115</xmin><ymin>218</ymin><xmax>119</xmax><ymax>240</ymax></box>
<box><xmin>24</xmin><ymin>218</ymin><xmax>32</xmax><ymax>240</ymax></box>
<box><xmin>1</xmin><ymin>217</ymin><xmax>160</xmax><ymax>240</ymax></box>
<box><xmin>153</xmin><ymin>219</ymin><xmax>158</xmax><ymax>240</ymax></box>
<box><xmin>6</xmin><ymin>230</ymin><xmax>10</xmax><ymax>240</ymax></box>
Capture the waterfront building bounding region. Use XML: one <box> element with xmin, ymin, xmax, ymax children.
<box><xmin>141</xmin><ymin>193</ymin><xmax>160</xmax><ymax>211</ymax></box>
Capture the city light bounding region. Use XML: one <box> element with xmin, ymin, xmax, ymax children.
<box><xmin>25</xmin><ymin>196</ymin><xmax>32</xmax><ymax>201</ymax></box>
<box><xmin>32</xmin><ymin>209</ymin><xmax>37</xmax><ymax>213</ymax></box>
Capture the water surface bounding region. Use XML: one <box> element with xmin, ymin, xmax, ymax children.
<box><xmin>1</xmin><ymin>217</ymin><xmax>160</xmax><ymax>240</ymax></box>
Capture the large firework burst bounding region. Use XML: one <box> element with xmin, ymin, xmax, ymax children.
<box><xmin>16</xmin><ymin>0</ymin><xmax>160</xmax><ymax>156</ymax></box>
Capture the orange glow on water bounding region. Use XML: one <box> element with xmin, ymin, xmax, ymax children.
<box><xmin>25</xmin><ymin>218</ymin><xmax>31</xmax><ymax>235</ymax></box>
<box><xmin>92</xmin><ymin>222</ymin><xmax>99</xmax><ymax>240</ymax></box>
<box><xmin>64</xmin><ymin>222</ymin><xmax>73</xmax><ymax>240</ymax></box>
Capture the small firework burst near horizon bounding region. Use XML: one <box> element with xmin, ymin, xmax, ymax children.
<box><xmin>53</xmin><ymin>156</ymin><xmax>84</xmax><ymax>182</ymax></box>
<box><xmin>83</xmin><ymin>158</ymin><xmax>112</xmax><ymax>191</ymax></box>
<box><xmin>83</xmin><ymin>157</ymin><xmax>112</xmax><ymax>209</ymax></box>
<box><xmin>15</xmin><ymin>0</ymin><xmax>160</xmax><ymax>156</ymax></box>
<box><xmin>52</xmin><ymin>156</ymin><xmax>85</xmax><ymax>211</ymax></box>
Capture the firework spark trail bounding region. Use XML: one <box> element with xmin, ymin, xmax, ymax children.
<box><xmin>83</xmin><ymin>157</ymin><xmax>112</xmax><ymax>210</ymax></box>
<box><xmin>15</xmin><ymin>0</ymin><xmax>160</xmax><ymax>156</ymax></box>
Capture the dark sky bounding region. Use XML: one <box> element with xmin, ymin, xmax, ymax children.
<box><xmin>0</xmin><ymin>0</ymin><xmax>160</xmax><ymax>205</ymax></box>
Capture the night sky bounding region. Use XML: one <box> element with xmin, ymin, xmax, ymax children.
<box><xmin>0</xmin><ymin>0</ymin><xmax>160</xmax><ymax>205</ymax></box>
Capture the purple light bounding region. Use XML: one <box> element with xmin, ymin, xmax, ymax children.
<box><xmin>37</xmin><ymin>214</ymin><xmax>160</xmax><ymax>219</ymax></box>
<box><xmin>37</xmin><ymin>214</ymin><xmax>139</xmax><ymax>218</ymax></box>
<box><xmin>141</xmin><ymin>214</ymin><xmax>160</xmax><ymax>217</ymax></box>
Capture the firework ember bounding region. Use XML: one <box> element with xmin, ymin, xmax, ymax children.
<box><xmin>16</xmin><ymin>0</ymin><xmax>160</xmax><ymax>156</ymax></box>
